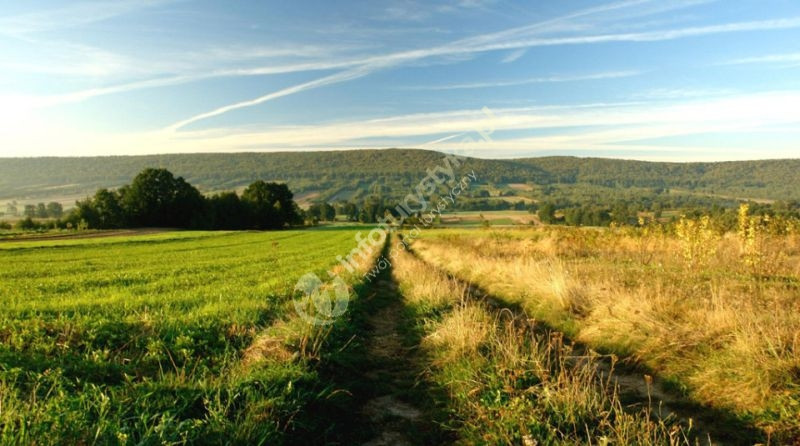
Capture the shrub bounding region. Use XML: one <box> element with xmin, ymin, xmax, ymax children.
<box><xmin>675</xmin><ymin>214</ymin><xmax>718</xmax><ymax>270</ymax></box>
<box><xmin>737</xmin><ymin>204</ymin><xmax>787</xmax><ymax>277</ymax></box>
<box><xmin>15</xmin><ymin>217</ymin><xmax>39</xmax><ymax>231</ymax></box>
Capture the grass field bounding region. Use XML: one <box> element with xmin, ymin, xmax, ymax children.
<box><xmin>3</xmin><ymin>220</ymin><xmax>798</xmax><ymax>444</ymax></box>
<box><xmin>409</xmin><ymin>218</ymin><xmax>800</xmax><ymax>443</ymax></box>
<box><xmin>0</xmin><ymin>229</ymin><xmax>378</xmax><ymax>444</ymax></box>
<box><xmin>390</xmin><ymin>245</ymin><xmax>693</xmax><ymax>444</ymax></box>
<box><xmin>440</xmin><ymin>210</ymin><xmax>538</xmax><ymax>226</ymax></box>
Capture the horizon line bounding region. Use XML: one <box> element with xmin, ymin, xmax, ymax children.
<box><xmin>0</xmin><ymin>147</ymin><xmax>797</xmax><ymax>164</ymax></box>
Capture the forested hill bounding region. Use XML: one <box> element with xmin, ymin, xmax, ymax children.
<box><xmin>519</xmin><ymin>157</ymin><xmax>800</xmax><ymax>201</ymax></box>
<box><xmin>0</xmin><ymin>149</ymin><xmax>547</xmax><ymax>202</ymax></box>
<box><xmin>1</xmin><ymin>149</ymin><xmax>798</xmax><ymax>204</ymax></box>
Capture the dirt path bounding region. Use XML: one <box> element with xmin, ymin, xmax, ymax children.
<box><xmin>405</xmin><ymin>248</ymin><xmax>761</xmax><ymax>446</ymax></box>
<box><xmin>361</xmin><ymin>291</ymin><xmax>424</xmax><ymax>446</ymax></box>
<box><xmin>355</xmin><ymin>268</ymin><xmax>448</xmax><ymax>445</ymax></box>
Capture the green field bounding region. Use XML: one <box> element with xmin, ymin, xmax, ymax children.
<box><xmin>0</xmin><ymin>230</ymin><xmax>370</xmax><ymax>444</ymax></box>
<box><xmin>3</xmin><ymin>220</ymin><xmax>798</xmax><ymax>444</ymax></box>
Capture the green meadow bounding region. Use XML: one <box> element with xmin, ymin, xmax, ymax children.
<box><xmin>0</xmin><ymin>230</ymin><xmax>367</xmax><ymax>444</ymax></box>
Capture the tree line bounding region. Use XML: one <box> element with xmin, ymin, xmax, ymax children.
<box><xmin>3</xmin><ymin>202</ymin><xmax>64</xmax><ymax>219</ymax></box>
<box><xmin>7</xmin><ymin>168</ymin><xmax>302</xmax><ymax>231</ymax></box>
<box><xmin>7</xmin><ymin>165</ymin><xmax>800</xmax><ymax>233</ymax></box>
<box><xmin>534</xmin><ymin>199</ymin><xmax>800</xmax><ymax>230</ymax></box>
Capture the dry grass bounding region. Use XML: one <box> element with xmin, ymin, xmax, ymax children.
<box><xmin>391</xmin><ymin>243</ymin><xmax>692</xmax><ymax>445</ymax></box>
<box><xmin>412</xmin><ymin>217</ymin><xmax>800</xmax><ymax>441</ymax></box>
<box><xmin>392</xmin><ymin>245</ymin><xmax>468</xmax><ymax>310</ymax></box>
<box><xmin>241</xmin><ymin>329</ymin><xmax>295</xmax><ymax>366</ymax></box>
<box><xmin>423</xmin><ymin>303</ymin><xmax>493</xmax><ymax>365</ymax></box>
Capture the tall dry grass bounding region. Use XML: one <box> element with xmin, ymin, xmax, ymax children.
<box><xmin>412</xmin><ymin>215</ymin><xmax>800</xmax><ymax>441</ymax></box>
<box><xmin>391</xmin><ymin>245</ymin><xmax>693</xmax><ymax>445</ymax></box>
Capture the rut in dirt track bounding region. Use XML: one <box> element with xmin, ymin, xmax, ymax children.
<box><xmin>351</xmin><ymin>254</ymin><xmax>450</xmax><ymax>446</ymax></box>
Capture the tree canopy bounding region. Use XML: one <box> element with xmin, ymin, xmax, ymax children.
<box><xmin>71</xmin><ymin>168</ymin><xmax>301</xmax><ymax>230</ymax></box>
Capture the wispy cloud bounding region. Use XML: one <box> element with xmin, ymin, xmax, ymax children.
<box><xmin>440</xmin><ymin>17</ymin><xmax>800</xmax><ymax>55</ymax></box>
<box><xmin>262</xmin><ymin>91</ymin><xmax>800</xmax><ymax>146</ymax></box>
<box><xmin>168</xmin><ymin>6</ymin><xmax>800</xmax><ymax>130</ymax></box>
<box><xmin>156</xmin><ymin>1</ymin><xmax>667</xmax><ymax>131</ymax></box>
<box><xmin>6</xmin><ymin>0</ymin><xmax>800</xmax><ymax>162</ymax></box>
<box><xmin>165</xmin><ymin>67</ymin><xmax>376</xmax><ymax>131</ymax></box>
<box><xmin>180</xmin><ymin>43</ymin><xmax>373</xmax><ymax>65</ymax></box>
<box><xmin>581</xmin><ymin>0</ymin><xmax>718</xmax><ymax>29</ymax></box>
<box><xmin>500</xmin><ymin>49</ymin><xmax>526</xmax><ymax>63</ymax></box>
<box><xmin>10</xmin><ymin>91</ymin><xmax>796</xmax><ymax>160</ymax></box>
<box><xmin>0</xmin><ymin>42</ymin><xmax>139</xmax><ymax>78</ymax></box>
<box><xmin>168</xmin><ymin>0</ymin><xmax>656</xmax><ymax>131</ymax></box>
<box><xmin>2</xmin><ymin>46</ymin><xmax>379</xmax><ymax>110</ymax></box>
<box><xmin>376</xmin><ymin>0</ymin><xmax>499</xmax><ymax>22</ymax></box>
<box><xmin>631</xmin><ymin>87</ymin><xmax>737</xmax><ymax>100</ymax></box>
<box><xmin>0</xmin><ymin>0</ymin><xmax>173</xmax><ymax>36</ymax></box>
<box><xmin>151</xmin><ymin>92</ymin><xmax>798</xmax><ymax>150</ymax></box>
<box><xmin>1</xmin><ymin>76</ymin><xmax>198</xmax><ymax>111</ymax></box>
<box><xmin>722</xmin><ymin>52</ymin><xmax>800</xmax><ymax>66</ymax></box>
<box><xmin>404</xmin><ymin>70</ymin><xmax>642</xmax><ymax>90</ymax></box>
<box><xmin>11</xmin><ymin>0</ymin><xmax>794</xmax><ymax>126</ymax></box>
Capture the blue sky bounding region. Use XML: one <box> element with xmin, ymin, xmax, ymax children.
<box><xmin>1</xmin><ymin>0</ymin><xmax>800</xmax><ymax>160</ymax></box>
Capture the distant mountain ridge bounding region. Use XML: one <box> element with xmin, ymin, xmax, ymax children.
<box><xmin>0</xmin><ymin>149</ymin><xmax>798</xmax><ymax>205</ymax></box>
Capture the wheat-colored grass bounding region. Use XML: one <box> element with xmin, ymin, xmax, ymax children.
<box><xmin>412</xmin><ymin>218</ymin><xmax>800</xmax><ymax>441</ymax></box>
<box><xmin>391</xmin><ymin>241</ymin><xmax>692</xmax><ymax>445</ymax></box>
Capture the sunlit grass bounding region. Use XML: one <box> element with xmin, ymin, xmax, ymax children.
<box><xmin>411</xmin><ymin>216</ymin><xmax>800</xmax><ymax>441</ymax></box>
<box><xmin>0</xmin><ymin>229</ymin><xmax>367</xmax><ymax>444</ymax></box>
<box><xmin>391</xmin><ymin>245</ymin><xmax>691</xmax><ymax>444</ymax></box>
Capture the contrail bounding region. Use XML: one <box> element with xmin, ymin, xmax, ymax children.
<box><xmin>166</xmin><ymin>1</ymin><xmax>800</xmax><ymax>131</ymax></box>
<box><xmin>165</xmin><ymin>67</ymin><xmax>374</xmax><ymax>132</ymax></box>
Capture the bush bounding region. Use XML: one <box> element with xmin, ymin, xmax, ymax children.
<box><xmin>15</xmin><ymin>217</ymin><xmax>39</xmax><ymax>231</ymax></box>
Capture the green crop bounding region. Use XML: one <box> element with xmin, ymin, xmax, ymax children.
<box><xmin>0</xmin><ymin>229</ymin><xmax>362</xmax><ymax>444</ymax></box>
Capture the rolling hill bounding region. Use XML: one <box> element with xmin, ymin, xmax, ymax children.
<box><xmin>1</xmin><ymin>149</ymin><xmax>798</xmax><ymax>210</ymax></box>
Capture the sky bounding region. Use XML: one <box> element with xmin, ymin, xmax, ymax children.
<box><xmin>1</xmin><ymin>0</ymin><xmax>800</xmax><ymax>161</ymax></box>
